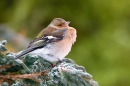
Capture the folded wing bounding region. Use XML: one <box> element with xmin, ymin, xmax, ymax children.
<box><xmin>14</xmin><ymin>28</ymin><xmax>67</xmax><ymax>59</ymax></box>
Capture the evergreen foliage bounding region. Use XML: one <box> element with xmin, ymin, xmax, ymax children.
<box><xmin>0</xmin><ymin>40</ymin><xmax>98</xmax><ymax>86</ymax></box>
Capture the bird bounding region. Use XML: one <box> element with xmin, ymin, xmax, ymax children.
<box><xmin>14</xmin><ymin>18</ymin><xmax>77</xmax><ymax>62</ymax></box>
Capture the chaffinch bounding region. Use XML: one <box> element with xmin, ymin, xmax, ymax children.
<box><xmin>14</xmin><ymin>18</ymin><xmax>77</xmax><ymax>62</ymax></box>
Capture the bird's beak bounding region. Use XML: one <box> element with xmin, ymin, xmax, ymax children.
<box><xmin>65</xmin><ymin>21</ymin><xmax>70</xmax><ymax>26</ymax></box>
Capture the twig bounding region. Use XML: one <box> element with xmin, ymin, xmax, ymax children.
<box><xmin>0</xmin><ymin>64</ymin><xmax>11</xmax><ymax>70</ymax></box>
<box><xmin>0</xmin><ymin>70</ymin><xmax>50</xmax><ymax>82</ymax></box>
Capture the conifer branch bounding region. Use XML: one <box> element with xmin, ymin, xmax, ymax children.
<box><xmin>0</xmin><ymin>40</ymin><xmax>98</xmax><ymax>86</ymax></box>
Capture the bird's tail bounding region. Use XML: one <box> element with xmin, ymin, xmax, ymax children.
<box><xmin>14</xmin><ymin>47</ymin><xmax>38</xmax><ymax>59</ymax></box>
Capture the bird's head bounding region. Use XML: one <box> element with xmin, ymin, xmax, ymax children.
<box><xmin>49</xmin><ymin>18</ymin><xmax>70</xmax><ymax>28</ymax></box>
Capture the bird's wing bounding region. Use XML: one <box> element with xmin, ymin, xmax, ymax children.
<box><xmin>14</xmin><ymin>28</ymin><xmax>67</xmax><ymax>59</ymax></box>
<box><xmin>50</xmin><ymin>28</ymin><xmax>67</xmax><ymax>41</ymax></box>
<box><xmin>28</xmin><ymin>28</ymin><xmax>68</xmax><ymax>48</ymax></box>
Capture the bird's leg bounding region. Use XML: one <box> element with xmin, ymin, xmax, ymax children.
<box><xmin>57</xmin><ymin>58</ymin><xmax>62</xmax><ymax>63</ymax></box>
<box><xmin>50</xmin><ymin>62</ymin><xmax>55</xmax><ymax>68</ymax></box>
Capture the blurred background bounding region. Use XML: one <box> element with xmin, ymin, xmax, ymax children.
<box><xmin>0</xmin><ymin>0</ymin><xmax>130</xmax><ymax>86</ymax></box>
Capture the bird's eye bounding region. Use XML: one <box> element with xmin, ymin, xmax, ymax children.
<box><xmin>59</xmin><ymin>24</ymin><xmax>62</xmax><ymax>26</ymax></box>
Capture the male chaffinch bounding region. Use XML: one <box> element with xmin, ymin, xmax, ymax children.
<box><xmin>14</xmin><ymin>18</ymin><xmax>77</xmax><ymax>62</ymax></box>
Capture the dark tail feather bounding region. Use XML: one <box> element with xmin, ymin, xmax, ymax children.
<box><xmin>14</xmin><ymin>47</ymin><xmax>38</xmax><ymax>59</ymax></box>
